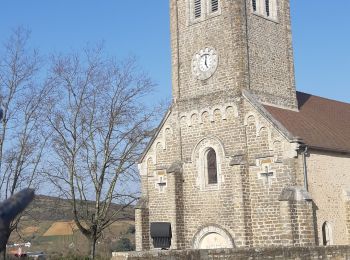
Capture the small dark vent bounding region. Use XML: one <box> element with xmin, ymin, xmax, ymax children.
<box><xmin>252</xmin><ymin>0</ymin><xmax>257</xmax><ymax>12</ymax></box>
<box><xmin>194</xmin><ymin>0</ymin><xmax>201</xmax><ymax>18</ymax></box>
<box><xmin>211</xmin><ymin>0</ymin><xmax>219</xmax><ymax>13</ymax></box>
<box><xmin>265</xmin><ymin>0</ymin><xmax>270</xmax><ymax>16</ymax></box>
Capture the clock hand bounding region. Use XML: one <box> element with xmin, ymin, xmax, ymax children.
<box><xmin>205</xmin><ymin>55</ymin><xmax>208</xmax><ymax>68</ymax></box>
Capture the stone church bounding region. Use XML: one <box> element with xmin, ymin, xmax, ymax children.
<box><xmin>135</xmin><ymin>0</ymin><xmax>350</xmax><ymax>251</ymax></box>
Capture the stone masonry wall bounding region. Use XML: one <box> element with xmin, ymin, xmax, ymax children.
<box><xmin>289</xmin><ymin>201</ymin><xmax>316</xmax><ymax>246</ymax></box>
<box><xmin>137</xmin><ymin>111</ymin><xmax>182</xmax><ymax>250</ymax></box>
<box><xmin>178</xmin><ymin>101</ymin><xmax>248</xmax><ymax>249</ymax></box>
<box><xmin>243</xmin><ymin>99</ymin><xmax>300</xmax><ymax>247</ymax></box>
<box><xmin>306</xmin><ymin>151</ymin><xmax>350</xmax><ymax>245</ymax></box>
<box><xmin>112</xmin><ymin>246</ymin><xmax>350</xmax><ymax>260</ymax></box>
<box><xmin>135</xmin><ymin>94</ymin><xmax>305</xmax><ymax>250</ymax></box>
<box><xmin>346</xmin><ymin>201</ymin><xmax>350</xmax><ymax>244</ymax></box>
<box><xmin>171</xmin><ymin>0</ymin><xmax>297</xmax><ymax>110</ymax></box>
<box><xmin>171</xmin><ymin>0</ymin><xmax>247</xmax><ymax>103</ymax></box>
<box><xmin>278</xmin><ymin>199</ymin><xmax>316</xmax><ymax>247</ymax></box>
<box><xmin>135</xmin><ymin>208</ymin><xmax>150</xmax><ymax>251</ymax></box>
<box><xmin>247</xmin><ymin>0</ymin><xmax>298</xmax><ymax>109</ymax></box>
<box><xmin>166</xmin><ymin>170</ymin><xmax>185</xmax><ymax>249</ymax></box>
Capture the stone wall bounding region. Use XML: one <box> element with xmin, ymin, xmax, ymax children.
<box><xmin>135</xmin><ymin>207</ymin><xmax>150</xmax><ymax>251</ymax></box>
<box><xmin>306</xmin><ymin>151</ymin><xmax>350</xmax><ymax>245</ymax></box>
<box><xmin>346</xmin><ymin>200</ymin><xmax>350</xmax><ymax>243</ymax></box>
<box><xmin>170</xmin><ymin>0</ymin><xmax>246</xmax><ymax>103</ymax></box>
<box><xmin>112</xmin><ymin>246</ymin><xmax>350</xmax><ymax>260</ymax></box>
<box><xmin>244</xmin><ymin>99</ymin><xmax>299</xmax><ymax>247</ymax></box>
<box><xmin>170</xmin><ymin>0</ymin><xmax>297</xmax><ymax>109</ymax></box>
<box><xmin>346</xmin><ymin>200</ymin><xmax>350</xmax><ymax>244</ymax></box>
<box><xmin>247</xmin><ymin>0</ymin><xmax>298</xmax><ymax>109</ymax></box>
<box><xmin>288</xmin><ymin>200</ymin><xmax>316</xmax><ymax>246</ymax></box>
<box><xmin>135</xmin><ymin>91</ymin><xmax>314</xmax><ymax>250</ymax></box>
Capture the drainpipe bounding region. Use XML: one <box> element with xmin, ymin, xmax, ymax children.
<box><xmin>301</xmin><ymin>146</ymin><xmax>309</xmax><ymax>191</ymax></box>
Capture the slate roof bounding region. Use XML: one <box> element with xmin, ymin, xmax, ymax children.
<box><xmin>264</xmin><ymin>92</ymin><xmax>350</xmax><ymax>153</ymax></box>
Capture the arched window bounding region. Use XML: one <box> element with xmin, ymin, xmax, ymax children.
<box><xmin>206</xmin><ymin>148</ymin><xmax>218</xmax><ymax>184</ymax></box>
<box><xmin>322</xmin><ymin>222</ymin><xmax>333</xmax><ymax>246</ymax></box>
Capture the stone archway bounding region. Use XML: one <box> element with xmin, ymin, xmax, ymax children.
<box><xmin>193</xmin><ymin>225</ymin><xmax>234</xmax><ymax>249</ymax></box>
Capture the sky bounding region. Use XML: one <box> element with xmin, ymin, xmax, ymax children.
<box><xmin>0</xmin><ymin>1</ymin><xmax>349</xmax><ymax>104</ymax></box>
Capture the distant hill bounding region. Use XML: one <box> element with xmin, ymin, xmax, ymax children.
<box><xmin>23</xmin><ymin>194</ymin><xmax>135</xmax><ymax>222</ymax></box>
<box><xmin>8</xmin><ymin>195</ymin><xmax>136</xmax><ymax>258</ymax></box>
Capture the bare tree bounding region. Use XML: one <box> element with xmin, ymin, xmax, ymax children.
<box><xmin>46</xmin><ymin>46</ymin><xmax>156</xmax><ymax>259</ymax></box>
<box><xmin>0</xmin><ymin>28</ymin><xmax>50</xmax><ymax>256</ymax></box>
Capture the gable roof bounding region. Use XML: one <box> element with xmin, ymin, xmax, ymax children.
<box><xmin>264</xmin><ymin>92</ymin><xmax>350</xmax><ymax>153</ymax></box>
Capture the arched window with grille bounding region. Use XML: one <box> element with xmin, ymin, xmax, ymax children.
<box><xmin>265</xmin><ymin>0</ymin><xmax>270</xmax><ymax>17</ymax></box>
<box><xmin>189</xmin><ymin>0</ymin><xmax>221</xmax><ymax>24</ymax></box>
<box><xmin>252</xmin><ymin>0</ymin><xmax>277</xmax><ymax>20</ymax></box>
<box><xmin>252</xmin><ymin>0</ymin><xmax>257</xmax><ymax>12</ymax></box>
<box><xmin>210</xmin><ymin>0</ymin><xmax>219</xmax><ymax>13</ymax></box>
<box><xmin>206</xmin><ymin>148</ymin><xmax>218</xmax><ymax>184</ymax></box>
<box><xmin>194</xmin><ymin>0</ymin><xmax>202</xmax><ymax>19</ymax></box>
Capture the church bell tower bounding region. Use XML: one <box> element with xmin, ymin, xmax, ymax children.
<box><xmin>170</xmin><ymin>0</ymin><xmax>298</xmax><ymax>110</ymax></box>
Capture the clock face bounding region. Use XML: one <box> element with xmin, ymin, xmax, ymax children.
<box><xmin>192</xmin><ymin>47</ymin><xmax>218</xmax><ymax>80</ymax></box>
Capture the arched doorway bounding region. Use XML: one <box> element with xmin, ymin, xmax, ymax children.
<box><xmin>193</xmin><ymin>225</ymin><xmax>234</xmax><ymax>249</ymax></box>
<box><xmin>199</xmin><ymin>232</ymin><xmax>229</xmax><ymax>249</ymax></box>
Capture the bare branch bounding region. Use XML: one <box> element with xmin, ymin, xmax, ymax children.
<box><xmin>0</xmin><ymin>28</ymin><xmax>48</xmax><ymax>246</ymax></box>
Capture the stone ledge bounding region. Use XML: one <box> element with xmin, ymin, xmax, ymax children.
<box><xmin>112</xmin><ymin>246</ymin><xmax>350</xmax><ymax>260</ymax></box>
<box><xmin>279</xmin><ymin>186</ymin><xmax>312</xmax><ymax>201</ymax></box>
<box><xmin>166</xmin><ymin>161</ymin><xmax>183</xmax><ymax>174</ymax></box>
<box><xmin>229</xmin><ymin>155</ymin><xmax>245</xmax><ymax>166</ymax></box>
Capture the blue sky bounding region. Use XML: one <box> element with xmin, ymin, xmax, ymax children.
<box><xmin>1</xmin><ymin>1</ymin><xmax>349</xmax><ymax>104</ymax></box>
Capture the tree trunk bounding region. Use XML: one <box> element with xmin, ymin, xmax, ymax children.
<box><xmin>89</xmin><ymin>238</ymin><xmax>97</xmax><ymax>260</ymax></box>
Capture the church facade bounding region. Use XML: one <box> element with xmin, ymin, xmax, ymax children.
<box><xmin>135</xmin><ymin>0</ymin><xmax>350</xmax><ymax>250</ymax></box>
